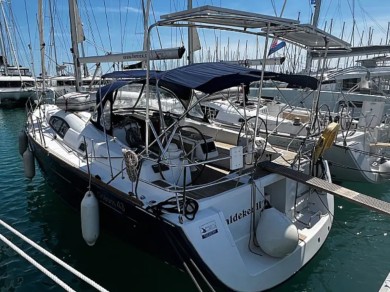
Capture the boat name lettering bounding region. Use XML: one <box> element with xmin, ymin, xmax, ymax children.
<box><xmin>98</xmin><ymin>193</ymin><xmax>125</xmax><ymax>212</ymax></box>
<box><xmin>200</xmin><ymin>221</ymin><xmax>218</xmax><ymax>239</ymax></box>
<box><xmin>123</xmin><ymin>53</ymin><xmax>146</xmax><ymax>60</ymax></box>
<box><xmin>226</xmin><ymin>201</ymin><xmax>262</xmax><ymax>225</ymax></box>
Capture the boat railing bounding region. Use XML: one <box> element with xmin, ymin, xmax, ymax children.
<box><xmin>285</xmin><ymin>124</ymin><xmax>312</xmax><ymax>152</ymax></box>
<box><xmin>136</xmin><ymin>157</ymin><xmax>250</xmax><ymax>195</ymax></box>
<box><xmin>326</xmin><ymin>66</ymin><xmax>368</xmax><ymax>80</ymax></box>
<box><xmin>141</xmin><ymin>150</ymin><xmax>246</xmax><ymax>170</ymax></box>
<box><xmin>25</xmin><ymin>101</ymin><xmax>47</xmax><ymax>147</ymax></box>
<box><xmin>34</xmin><ymin>116</ymin><xmax>47</xmax><ymax>148</ymax></box>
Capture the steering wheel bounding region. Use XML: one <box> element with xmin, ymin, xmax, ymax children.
<box><xmin>236</xmin><ymin>116</ymin><xmax>268</xmax><ymax>162</ymax></box>
<box><xmin>236</xmin><ymin>116</ymin><xmax>266</xmax><ymax>146</ymax></box>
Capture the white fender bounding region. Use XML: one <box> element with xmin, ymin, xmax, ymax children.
<box><xmin>19</xmin><ymin>130</ymin><xmax>28</xmax><ymax>156</ymax></box>
<box><xmin>81</xmin><ymin>191</ymin><xmax>99</xmax><ymax>246</ymax></box>
<box><xmin>379</xmin><ymin>160</ymin><xmax>390</xmax><ymax>179</ymax></box>
<box><xmin>256</xmin><ymin>207</ymin><xmax>298</xmax><ymax>258</ymax></box>
<box><xmin>23</xmin><ymin>149</ymin><xmax>35</xmax><ymax>179</ymax></box>
<box><xmin>162</xmin><ymin>143</ymin><xmax>191</xmax><ymax>186</ymax></box>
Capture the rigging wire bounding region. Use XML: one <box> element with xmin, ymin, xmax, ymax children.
<box><xmin>80</xmin><ymin>0</ymin><xmax>100</xmax><ymax>55</ymax></box>
<box><xmin>103</xmin><ymin>0</ymin><xmax>113</xmax><ymax>53</ymax></box>
<box><xmin>121</xmin><ymin>0</ymin><xmax>131</xmax><ymax>51</ymax></box>
<box><xmin>86</xmin><ymin>0</ymin><xmax>105</xmax><ymax>54</ymax></box>
<box><xmin>119</xmin><ymin>0</ymin><xmax>123</xmax><ymax>52</ymax></box>
<box><xmin>23</xmin><ymin>0</ymin><xmax>36</xmax><ymax>77</ymax></box>
<box><xmin>48</xmin><ymin>0</ymin><xmax>58</xmax><ymax>74</ymax></box>
<box><xmin>9</xmin><ymin>3</ymin><xmax>30</xmax><ymax>69</ymax></box>
<box><xmin>150</xmin><ymin>1</ymin><xmax>167</xmax><ymax>70</ymax></box>
<box><xmin>54</xmin><ymin>2</ymin><xmax>72</xmax><ymax>67</ymax></box>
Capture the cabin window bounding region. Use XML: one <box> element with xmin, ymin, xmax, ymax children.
<box><xmin>57</xmin><ymin>80</ymin><xmax>76</xmax><ymax>86</ymax></box>
<box><xmin>342</xmin><ymin>78</ymin><xmax>359</xmax><ymax>91</ymax></box>
<box><xmin>49</xmin><ymin>116</ymin><xmax>70</xmax><ymax>138</ymax></box>
<box><xmin>0</xmin><ymin>81</ymin><xmax>23</xmax><ymax>87</ymax></box>
<box><xmin>144</xmin><ymin>85</ymin><xmax>186</xmax><ymax>114</ymax></box>
<box><xmin>79</xmin><ymin>142</ymin><xmax>86</xmax><ymax>152</ymax></box>
<box><xmin>188</xmin><ymin>95</ymin><xmax>204</xmax><ymax>119</ymax></box>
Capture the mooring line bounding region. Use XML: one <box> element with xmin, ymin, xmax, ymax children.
<box><xmin>0</xmin><ymin>233</ymin><xmax>75</xmax><ymax>292</ymax></box>
<box><xmin>0</xmin><ymin>219</ymin><xmax>108</xmax><ymax>292</ymax></box>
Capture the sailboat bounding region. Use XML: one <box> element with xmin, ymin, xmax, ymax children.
<box><xmin>0</xmin><ymin>2</ymin><xmax>36</xmax><ymax>107</ymax></box>
<box><xmin>220</xmin><ymin>0</ymin><xmax>390</xmax><ymax>184</ymax></box>
<box><xmin>22</xmin><ymin>6</ymin><xmax>342</xmax><ymax>291</ymax></box>
<box><xmin>253</xmin><ymin>0</ymin><xmax>390</xmax><ymax>120</ymax></box>
<box><xmin>0</xmin><ymin>65</ymin><xmax>36</xmax><ymax>107</ymax></box>
<box><xmin>202</xmin><ymin>92</ymin><xmax>390</xmax><ymax>184</ymax></box>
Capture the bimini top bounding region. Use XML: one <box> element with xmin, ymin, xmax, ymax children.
<box><xmin>94</xmin><ymin>62</ymin><xmax>318</xmax><ymax>133</ymax></box>
<box><xmin>100</xmin><ymin>62</ymin><xmax>318</xmax><ymax>100</ymax></box>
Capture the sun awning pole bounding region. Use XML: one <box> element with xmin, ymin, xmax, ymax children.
<box><xmin>145</xmin><ymin>23</ymin><xmax>157</xmax><ymax>156</ymax></box>
<box><xmin>253</xmin><ymin>22</ymin><xmax>271</xmax><ymax>162</ymax></box>
<box><xmin>310</xmin><ymin>37</ymin><xmax>330</xmax><ymax>139</ymax></box>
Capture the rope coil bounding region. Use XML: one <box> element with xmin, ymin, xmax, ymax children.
<box><xmin>122</xmin><ymin>149</ymin><xmax>139</xmax><ymax>182</ymax></box>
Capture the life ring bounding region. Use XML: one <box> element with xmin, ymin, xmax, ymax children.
<box><xmin>313</xmin><ymin>122</ymin><xmax>340</xmax><ymax>162</ymax></box>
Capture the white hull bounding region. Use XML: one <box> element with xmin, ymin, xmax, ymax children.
<box><xmin>256</xmin><ymin>87</ymin><xmax>390</xmax><ymax>118</ymax></box>
<box><xmin>26</xmin><ymin>101</ymin><xmax>334</xmax><ymax>291</ymax></box>
<box><xmin>0</xmin><ymin>88</ymin><xmax>37</xmax><ymax>105</ymax></box>
<box><xmin>201</xmin><ymin>98</ymin><xmax>390</xmax><ymax>184</ymax></box>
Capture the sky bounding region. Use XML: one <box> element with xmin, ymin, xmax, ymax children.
<box><xmin>6</xmin><ymin>0</ymin><xmax>390</xmax><ymax>76</ymax></box>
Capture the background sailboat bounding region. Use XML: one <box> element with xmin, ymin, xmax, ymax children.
<box><xmin>0</xmin><ymin>1</ymin><xmax>36</xmax><ymax>107</ymax></box>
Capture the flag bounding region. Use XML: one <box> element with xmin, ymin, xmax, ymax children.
<box><xmin>268</xmin><ymin>39</ymin><xmax>286</xmax><ymax>56</ymax></box>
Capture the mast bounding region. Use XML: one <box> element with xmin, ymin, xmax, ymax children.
<box><xmin>188</xmin><ymin>0</ymin><xmax>193</xmax><ymax>64</ymax></box>
<box><xmin>68</xmin><ymin>0</ymin><xmax>82</xmax><ymax>92</ymax></box>
<box><xmin>0</xmin><ymin>5</ymin><xmax>7</xmax><ymax>75</ymax></box>
<box><xmin>0</xmin><ymin>1</ymin><xmax>19</xmax><ymax>75</ymax></box>
<box><xmin>38</xmin><ymin>0</ymin><xmax>46</xmax><ymax>93</ymax></box>
<box><xmin>305</xmin><ymin>0</ymin><xmax>322</xmax><ymax>73</ymax></box>
<box><xmin>386</xmin><ymin>22</ymin><xmax>390</xmax><ymax>45</ymax></box>
<box><xmin>48</xmin><ymin>0</ymin><xmax>58</xmax><ymax>76</ymax></box>
<box><xmin>142</xmin><ymin>0</ymin><xmax>151</xmax><ymax>68</ymax></box>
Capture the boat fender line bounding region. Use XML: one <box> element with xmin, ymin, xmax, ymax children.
<box><xmin>147</xmin><ymin>196</ymin><xmax>199</xmax><ymax>221</ymax></box>
<box><xmin>23</xmin><ymin>148</ymin><xmax>35</xmax><ymax>179</ymax></box>
<box><xmin>256</xmin><ymin>207</ymin><xmax>299</xmax><ymax>258</ymax></box>
<box><xmin>122</xmin><ymin>148</ymin><xmax>139</xmax><ymax>182</ymax></box>
<box><xmin>81</xmin><ymin>191</ymin><xmax>100</xmax><ymax>246</ymax></box>
<box><xmin>0</xmin><ymin>218</ymin><xmax>108</xmax><ymax>292</ymax></box>
<box><xmin>313</xmin><ymin>122</ymin><xmax>340</xmax><ymax>162</ymax></box>
<box><xmin>19</xmin><ymin>129</ymin><xmax>28</xmax><ymax>156</ymax></box>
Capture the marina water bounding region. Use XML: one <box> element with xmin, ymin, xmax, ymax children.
<box><xmin>1</xmin><ymin>108</ymin><xmax>390</xmax><ymax>291</ymax></box>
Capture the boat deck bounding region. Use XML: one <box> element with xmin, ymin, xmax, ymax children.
<box><xmin>151</xmin><ymin>146</ymin><xmax>300</xmax><ymax>200</ymax></box>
